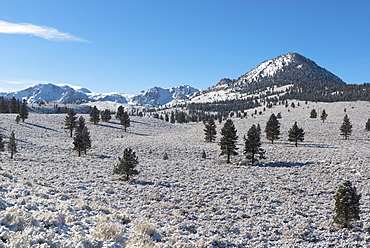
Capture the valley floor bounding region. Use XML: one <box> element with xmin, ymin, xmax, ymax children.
<box><xmin>0</xmin><ymin>101</ymin><xmax>370</xmax><ymax>247</ymax></box>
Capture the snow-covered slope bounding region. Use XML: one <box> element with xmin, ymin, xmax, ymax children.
<box><xmin>130</xmin><ymin>85</ymin><xmax>199</xmax><ymax>106</ymax></box>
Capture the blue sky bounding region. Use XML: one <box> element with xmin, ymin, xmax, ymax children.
<box><xmin>0</xmin><ymin>0</ymin><xmax>369</xmax><ymax>94</ymax></box>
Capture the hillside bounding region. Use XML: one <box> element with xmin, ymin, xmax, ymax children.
<box><xmin>0</xmin><ymin>101</ymin><xmax>370</xmax><ymax>246</ymax></box>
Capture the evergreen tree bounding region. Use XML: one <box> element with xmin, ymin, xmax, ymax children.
<box><xmin>120</xmin><ymin>111</ymin><xmax>130</xmax><ymax>132</ymax></box>
<box><xmin>276</xmin><ymin>112</ymin><xmax>282</xmax><ymax>119</ymax></box>
<box><xmin>15</xmin><ymin>115</ymin><xmax>21</xmax><ymax>124</ymax></box>
<box><xmin>340</xmin><ymin>114</ymin><xmax>352</xmax><ymax>140</ymax></box>
<box><xmin>204</xmin><ymin>118</ymin><xmax>217</xmax><ymax>142</ymax></box>
<box><xmin>201</xmin><ymin>150</ymin><xmax>206</xmax><ymax>159</ymax></box>
<box><xmin>116</xmin><ymin>106</ymin><xmax>125</xmax><ymax>120</ymax></box>
<box><xmin>19</xmin><ymin>100</ymin><xmax>28</xmax><ymax>122</ymax></box>
<box><xmin>0</xmin><ymin>133</ymin><xmax>4</xmax><ymax>152</ymax></box>
<box><xmin>288</xmin><ymin>122</ymin><xmax>305</xmax><ymax>147</ymax></box>
<box><xmin>9</xmin><ymin>97</ymin><xmax>17</xmax><ymax>113</ymax></box>
<box><xmin>244</xmin><ymin>124</ymin><xmax>265</xmax><ymax>164</ymax></box>
<box><xmin>89</xmin><ymin>106</ymin><xmax>100</xmax><ymax>124</ymax></box>
<box><xmin>163</xmin><ymin>152</ymin><xmax>169</xmax><ymax>160</ymax></box>
<box><xmin>73</xmin><ymin>132</ymin><xmax>84</xmax><ymax>157</ymax></box>
<box><xmin>75</xmin><ymin>116</ymin><xmax>86</xmax><ymax>134</ymax></box>
<box><xmin>219</xmin><ymin>119</ymin><xmax>238</xmax><ymax>164</ymax></box>
<box><xmin>310</xmin><ymin>109</ymin><xmax>317</xmax><ymax>118</ymax></box>
<box><xmin>113</xmin><ymin>148</ymin><xmax>139</xmax><ymax>181</ymax></box>
<box><xmin>81</xmin><ymin>126</ymin><xmax>91</xmax><ymax>155</ymax></box>
<box><xmin>170</xmin><ymin>111</ymin><xmax>175</xmax><ymax>124</ymax></box>
<box><xmin>265</xmin><ymin>113</ymin><xmax>280</xmax><ymax>144</ymax></box>
<box><xmin>64</xmin><ymin>109</ymin><xmax>78</xmax><ymax>137</ymax></box>
<box><xmin>8</xmin><ymin>131</ymin><xmax>17</xmax><ymax>159</ymax></box>
<box><xmin>320</xmin><ymin>109</ymin><xmax>328</xmax><ymax>122</ymax></box>
<box><xmin>101</xmin><ymin>109</ymin><xmax>112</xmax><ymax>122</ymax></box>
<box><xmin>334</xmin><ymin>180</ymin><xmax>361</xmax><ymax>228</ymax></box>
<box><xmin>365</xmin><ymin>118</ymin><xmax>370</xmax><ymax>131</ymax></box>
<box><xmin>0</xmin><ymin>98</ymin><xmax>9</xmax><ymax>113</ymax></box>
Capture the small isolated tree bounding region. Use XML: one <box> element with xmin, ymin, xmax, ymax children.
<box><xmin>15</xmin><ymin>115</ymin><xmax>21</xmax><ymax>124</ymax></box>
<box><xmin>120</xmin><ymin>111</ymin><xmax>130</xmax><ymax>132</ymax></box>
<box><xmin>320</xmin><ymin>109</ymin><xmax>328</xmax><ymax>123</ymax></box>
<box><xmin>113</xmin><ymin>148</ymin><xmax>139</xmax><ymax>181</ymax></box>
<box><xmin>201</xmin><ymin>150</ymin><xmax>206</xmax><ymax>159</ymax></box>
<box><xmin>0</xmin><ymin>133</ymin><xmax>4</xmax><ymax>152</ymax></box>
<box><xmin>365</xmin><ymin>118</ymin><xmax>370</xmax><ymax>131</ymax></box>
<box><xmin>204</xmin><ymin>118</ymin><xmax>217</xmax><ymax>142</ymax></box>
<box><xmin>265</xmin><ymin>113</ymin><xmax>280</xmax><ymax>144</ymax></box>
<box><xmin>8</xmin><ymin>131</ymin><xmax>17</xmax><ymax>159</ymax></box>
<box><xmin>310</xmin><ymin>109</ymin><xmax>317</xmax><ymax>118</ymax></box>
<box><xmin>219</xmin><ymin>119</ymin><xmax>238</xmax><ymax>164</ymax></box>
<box><xmin>276</xmin><ymin>112</ymin><xmax>282</xmax><ymax>119</ymax></box>
<box><xmin>90</xmin><ymin>106</ymin><xmax>100</xmax><ymax>125</ymax></box>
<box><xmin>64</xmin><ymin>109</ymin><xmax>78</xmax><ymax>137</ymax></box>
<box><xmin>340</xmin><ymin>114</ymin><xmax>352</xmax><ymax>140</ymax></box>
<box><xmin>288</xmin><ymin>122</ymin><xmax>305</xmax><ymax>147</ymax></box>
<box><xmin>116</xmin><ymin>106</ymin><xmax>125</xmax><ymax>120</ymax></box>
<box><xmin>19</xmin><ymin>100</ymin><xmax>28</xmax><ymax>122</ymax></box>
<box><xmin>101</xmin><ymin>109</ymin><xmax>112</xmax><ymax>122</ymax></box>
<box><xmin>334</xmin><ymin>180</ymin><xmax>361</xmax><ymax>228</ymax></box>
<box><xmin>244</xmin><ymin>124</ymin><xmax>265</xmax><ymax>164</ymax></box>
<box><xmin>163</xmin><ymin>152</ymin><xmax>169</xmax><ymax>160</ymax></box>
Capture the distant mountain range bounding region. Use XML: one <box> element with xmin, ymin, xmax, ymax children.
<box><xmin>0</xmin><ymin>84</ymin><xmax>199</xmax><ymax>106</ymax></box>
<box><xmin>2</xmin><ymin>52</ymin><xmax>368</xmax><ymax>108</ymax></box>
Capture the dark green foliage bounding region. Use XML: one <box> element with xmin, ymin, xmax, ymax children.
<box><xmin>163</xmin><ymin>152</ymin><xmax>169</xmax><ymax>160</ymax></box>
<box><xmin>9</xmin><ymin>97</ymin><xmax>18</xmax><ymax>113</ymax></box>
<box><xmin>64</xmin><ymin>109</ymin><xmax>78</xmax><ymax>137</ymax></box>
<box><xmin>288</xmin><ymin>122</ymin><xmax>305</xmax><ymax>147</ymax></box>
<box><xmin>320</xmin><ymin>109</ymin><xmax>328</xmax><ymax>122</ymax></box>
<box><xmin>81</xmin><ymin>127</ymin><xmax>91</xmax><ymax>155</ymax></box>
<box><xmin>219</xmin><ymin>119</ymin><xmax>238</xmax><ymax>164</ymax></box>
<box><xmin>89</xmin><ymin>106</ymin><xmax>100</xmax><ymax>124</ymax></box>
<box><xmin>8</xmin><ymin>131</ymin><xmax>17</xmax><ymax>159</ymax></box>
<box><xmin>101</xmin><ymin>109</ymin><xmax>112</xmax><ymax>122</ymax></box>
<box><xmin>15</xmin><ymin>115</ymin><xmax>21</xmax><ymax>124</ymax></box>
<box><xmin>202</xmin><ymin>150</ymin><xmax>206</xmax><ymax>159</ymax></box>
<box><xmin>276</xmin><ymin>112</ymin><xmax>282</xmax><ymax>119</ymax></box>
<box><xmin>0</xmin><ymin>133</ymin><xmax>4</xmax><ymax>152</ymax></box>
<box><xmin>120</xmin><ymin>111</ymin><xmax>130</xmax><ymax>132</ymax></box>
<box><xmin>334</xmin><ymin>180</ymin><xmax>361</xmax><ymax>228</ymax></box>
<box><xmin>244</xmin><ymin>124</ymin><xmax>266</xmax><ymax>164</ymax></box>
<box><xmin>116</xmin><ymin>106</ymin><xmax>125</xmax><ymax>120</ymax></box>
<box><xmin>19</xmin><ymin>100</ymin><xmax>28</xmax><ymax>122</ymax></box>
<box><xmin>170</xmin><ymin>111</ymin><xmax>175</xmax><ymax>124</ymax></box>
<box><xmin>0</xmin><ymin>97</ymin><xmax>9</xmax><ymax>113</ymax></box>
<box><xmin>310</xmin><ymin>109</ymin><xmax>317</xmax><ymax>118</ymax></box>
<box><xmin>73</xmin><ymin>133</ymin><xmax>84</xmax><ymax>157</ymax></box>
<box><xmin>204</xmin><ymin>118</ymin><xmax>217</xmax><ymax>142</ymax></box>
<box><xmin>340</xmin><ymin>114</ymin><xmax>352</xmax><ymax>140</ymax></box>
<box><xmin>75</xmin><ymin>116</ymin><xmax>86</xmax><ymax>134</ymax></box>
<box><xmin>365</xmin><ymin>118</ymin><xmax>370</xmax><ymax>131</ymax></box>
<box><xmin>113</xmin><ymin>148</ymin><xmax>139</xmax><ymax>181</ymax></box>
<box><xmin>73</xmin><ymin>116</ymin><xmax>91</xmax><ymax>156</ymax></box>
<box><xmin>265</xmin><ymin>114</ymin><xmax>280</xmax><ymax>144</ymax></box>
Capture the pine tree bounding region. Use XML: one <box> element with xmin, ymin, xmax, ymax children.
<box><xmin>365</xmin><ymin>118</ymin><xmax>370</xmax><ymax>131</ymax></box>
<box><xmin>310</xmin><ymin>109</ymin><xmax>317</xmax><ymax>118</ymax></box>
<box><xmin>340</xmin><ymin>114</ymin><xmax>352</xmax><ymax>140</ymax></box>
<box><xmin>320</xmin><ymin>109</ymin><xmax>328</xmax><ymax>122</ymax></box>
<box><xmin>120</xmin><ymin>111</ymin><xmax>130</xmax><ymax>132</ymax></box>
<box><xmin>265</xmin><ymin>113</ymin><xmax>280</xmax><ymax>144</ymax></box>
<box><xmin>288</xmin><ymin>122</ymin><xmax>305</xmax><ymax>147</ymax></box>
<box><xmin>334</xmin><ymin>180</ymin><xmax>361</xmax><ymax>228</ymax></box>
<box><xmin>204</xmin><ymin>118</ymin><xmax>217</xmax><ymax>142</ymax></box>
<box><xmin>8</xmin><ymin>131</ymin><xmax>17</xmax><ymax>159</ymax></box>
<box><xmin>101</xmin><ymin>109</ymin><xmax>112</xmax><ymax>122</ymax></box>
<box><xmin>15</xmin><ymin>115</ymin><xmax>21</xmax><ymax>124</ymax></box>
<box><xmin>201</xmin><ymin>150</ymin><xmax>206</xmax><ymax>159</ymax></box>
<box><xmin>64</xmin><ymin>109</ymin><xmax>78</xmax><ymax>137</ymax></box>
<box><xmin>89</xmin><ymin>106</ymin><xmax>100</xmax><ymax>124</ymax></box>
<box><xmin>244</xmin><ymin>124</ymin><xmax>266</xmax><ymax>164</ymax></box>
<box><xmin>81</xmin><ymin>126</ymin><xmax>91</xmax><ymax>155</ymax></box>
<box><xmin>75</xmin><ymin>116</ymin><xmax>86</xmax><ymax>135</ymax></box>
<box><xmin>170</xmin><ymin>111</ymin><xmax>175</xmax><ymax>124</ymax></box>
<box><xmin>19</xmin><ymin>100</ymin><xmax>29</xmax><ymax>122</ymax></box>
<box><xmin>163</xmin><ymin>152</ymin><xmax>169</xmax><ymax>160</ymax></box>
<box><xmin>9</xmin><ymin>97</ymin><xmax>17</xmax><ymax>113</ymax></box>
<box><xmin>113</xmin><ymin>148</ymin><xmax>139</xmax><ymax>181</ymax></box>
<box><xmin>73</xmin><ymin>132</ymin><xmax>84</xmax><ymax>157</ymax></box>
<box><xmin>116</xmin><ymin>106</ymin><xmax>125</xmax><ymax>120</ymax></box>
<box><xmin>0</xmin><ymin>133</ymin><xmax>4</xmax><ymax>152</ymax></box>
<box><xmin>219</xmin><ymin>119</ymin><xmax>238</xmax><ymax>164</ymax></box>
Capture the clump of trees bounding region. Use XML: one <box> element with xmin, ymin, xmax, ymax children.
<box><xmin>334</xmin><ymin>180</ymin><xmax>361</xmax><ymax>228</ymax></box>
<box><xmin>90</xmin><ymin>106</ymin><xmax>100</xmax><ymax>125</ymax></box>
<box><xmin>101</xmin><ymin>109</ymin><xmax>112</xmax><ymax>122</ymax></box>
<box><xmin>219</xmin><ymin>119</ymin><xmax>238</xmax><ymax>164</ymax></box>
<box><xmin>113</xmin><ymin>148</ymin><xmax>139</xmax><ymax>181</ymax></box>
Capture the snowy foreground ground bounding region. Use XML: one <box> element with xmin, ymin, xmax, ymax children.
<box><xmin>0</xmin><ymin>101</ymin><xmax>370</xmax><ymax>247</ymax></box>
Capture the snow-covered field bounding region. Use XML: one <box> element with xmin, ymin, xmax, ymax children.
<box><xmin>0</xmin><ymin>101</ymin><xmax>370</xmax><ymax>247</ymax></box>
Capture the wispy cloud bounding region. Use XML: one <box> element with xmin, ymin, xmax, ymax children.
<box><xmin>0</xmin><ymin>20</ymin><xmax>89</xmax><ymax>42</ymax></box>
<box><xmin>0</xmin><ymin>79</ymin><xmax>52</xmax><ymax>92</ymax></box>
